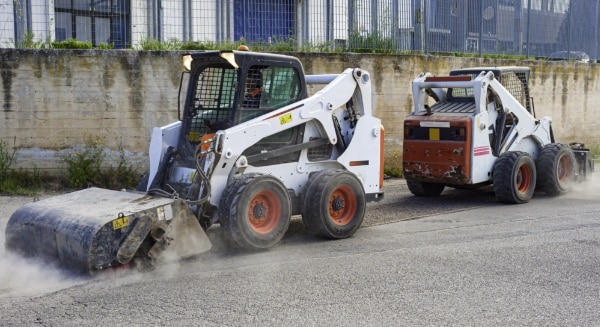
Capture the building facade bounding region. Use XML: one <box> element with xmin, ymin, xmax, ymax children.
<box><xmin>1</xmin><ymin>0</ymin><xmax>598</xmax><ymax>59</ymax></box>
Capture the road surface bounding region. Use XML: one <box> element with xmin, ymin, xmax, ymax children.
<box><xmin>0</xmin><ymin>177</ymin><xmax>599</xmax><ymax>326</ymax></box>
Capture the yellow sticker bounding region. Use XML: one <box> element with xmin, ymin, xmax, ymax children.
<box><xmin>188</xmin><ymin>131</ymin><xmax>200</xmax><ymax>142</ymax></box>
<box><xmin>279</xmin><ymin>113</ymin><xmax>292</xmax><ymax>125</ymax></box>
<box><xmin>157</xmin><ymin>206</ymin><xmax>165</xmax><ymax>221</ymax></box>
<box><xmin>429</xmin><ymin>128</ymin><xmax>440</xmax><ymax>141</ymax></box>
<box><xmin>112</xmin><ymin>216</ymin><xmax>130</xmax><ymax>230</ymax></box>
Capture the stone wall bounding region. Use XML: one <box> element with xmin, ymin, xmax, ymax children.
<box><xmin>1</xmin><ymin>49</ymin><xmax>599</xmax><ymax>173</ymax></box>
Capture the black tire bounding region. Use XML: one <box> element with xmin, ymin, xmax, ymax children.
<box><xmin>219</xmin><ymin>174</ymin><xmax>291</xmax><ymax>249</ymax></box>
<box><xmin>405</xmin><ymin>177</ymin><xmax>445</xmax><ymax>197</ymax></box>
<box><xmin>217</xmin><ymin>174</ymin><xmax>256</xmax><ymax>227</ymax></box>
<box><xmin>301</xmin><ymin>169</ymin><xmax>366</xmax><ymax>239</ymax></box>
<box><xmin>493</xmin><ymin>151</ymin><xmax>536</xmax><ymax>204</ymax></box>
<box><xmin>536</xmin><ymin>144</ymin><xmax>577</xmax><ymax>195</ymax></box>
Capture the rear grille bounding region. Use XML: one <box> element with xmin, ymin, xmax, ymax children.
<box><xmin>431</xmin><ymin>100</ymin><xmax>476</xmax><ymax>114</ymax></box>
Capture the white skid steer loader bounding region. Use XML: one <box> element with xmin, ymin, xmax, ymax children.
<box><xmin>5</xmin><ymin>49</ymin><xmax>384</xmax><ymax>274</ymax></box>
<box><xmin>403</xmin><ymin>66</ymin><xmax>593</xmax><ymax>203</ymax></box>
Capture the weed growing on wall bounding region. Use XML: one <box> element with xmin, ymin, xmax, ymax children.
<box><xmin>0</xmin><ymin>168</ymin><xmax>46</xmax><ymax>195</ymax></box>
<box><xmin>0</xmin><ymin>138</ymin><xmax>47</xmax><ymax>195</ymax></box>
<box><xmin>138</xmin><ymin>37</ymin><xmax>183</xmax><ymax>50</ymax></box>
<box><xmin>52</xmin><ymin>38</ymin><xmax>93</xmax><ymax>49</ymax></box>
<box><xmin>0</xmin><ymin>134</ymin><xmax>141</xmax><ymax>194</ymax></box>
<box><xmin>16</xmin><ymin>31</ymin><xmax>51</xmax><ymax>49</ymax></box>
<box><xmin>10</xmin><ymin>32</ymin><xmax>112</xmax><ymax>49</ymax></box>
<box><xmin>61</xmin><ymin>135</ymin><xmax>141</xmax><ymax>190</ymax></box>
<box><xmin>97</xmin><ymin>136</ymin><xmax>139</xmax><ymax>190</ymax></box>
<box><xmin>96</xmin><ymin>42</ymin><xmax>115</xmax><ymax>49</ymax></box>
<box><xmin>348</xmin><ymin>30</ymin><xmax>395</xmax><ymax>54</ymax></box>
<box><xmin>0</xmin><ymin>138</ymin><xmax>16</xmax><ymax>179</ymax></box>
<box><xmin>383</xmin><ymin>147</ymin><xmax>403</xmax><ymax>178</ymax></box>
<box><xmin>61</xmin><ymin>135</ymin><xmax>106</xmax><ymax>189</ymax></box>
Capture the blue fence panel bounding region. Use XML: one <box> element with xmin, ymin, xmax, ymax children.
<box><xmin>234</xmin><ymin>0</ymin><xmax>296</xmax><ymax>43</ymax></box>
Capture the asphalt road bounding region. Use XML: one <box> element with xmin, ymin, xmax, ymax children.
<box><xmin>1</xmin><ymin>177</ymin><xmax>599</xmax><ymax>326</ymax></box>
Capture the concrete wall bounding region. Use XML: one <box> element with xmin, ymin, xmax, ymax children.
<box><xmin>1</xmin><ymin>49</ymin><xmax>599</xmax><ymax>174</ymax></box>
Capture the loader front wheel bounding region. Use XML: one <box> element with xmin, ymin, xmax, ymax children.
<box><xmin>219</xmin><ymin>174</ymin><xmax>291</xmax><ymax>249</ymax></box>
<box><xmin>536</xmin><ymin>144</ymin><xmax>577</xmax><ymax>195</ymax></box>
<box><xmin>301</xmin><ymin>169</ymin><xmax>366</xmax><ymax>239</ymax></box>
<box><xmin>493</xmin><ymin>151</ymin><xmax>536</xmax><ymax>204</ymax></box>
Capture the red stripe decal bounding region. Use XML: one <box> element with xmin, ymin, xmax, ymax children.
<box><xmin>474</xmin><ymin>146</ymin><xmax>490</xmax><ymax>156</ymax></box>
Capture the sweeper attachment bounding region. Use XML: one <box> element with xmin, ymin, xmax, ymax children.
<box><xmin>5</xmin><ymin>188</ymin><xmax>211</xmax><ymax>273</ymax></box>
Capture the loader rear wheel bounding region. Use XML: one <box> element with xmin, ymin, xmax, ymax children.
<box><xmin>493</xmin><ymin>151</ymin><xmax>536</xmax><ymax>204</ymax></box>
<box><xmin>219</xmin><ymin>174</ymin><xmax>291</xmax><ymax>249</ymax></box>
<box><xmin>405</xmin><ymin>177</ymin><xmax>445</xmax><ymax>197</ymax></box>
<box><xmin>536</xmin><ymin>144</ymin><xmax>577</xmax><ymax>195</ymax></box>
<box><xmin>301</xmin><ymin>169</ymin><xmax>366</xmax><ymax>239</ymax></box>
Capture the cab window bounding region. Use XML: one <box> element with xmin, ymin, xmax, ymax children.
<box><xmin>187</xmin><ymin>66</ymin><xmax>237</xmax><ymax>143</ymax></box>
<box><xmin>240</xmin><ymin>65</ymin><xmax>302</xmax><ymax>123</ymax></box>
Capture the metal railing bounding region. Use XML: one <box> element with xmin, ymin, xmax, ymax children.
<box><xmin>1</xmin><ymin>0</ymin><xmax>597</xmax><ymax>60</ymax></box>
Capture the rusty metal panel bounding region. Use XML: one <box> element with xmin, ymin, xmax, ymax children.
<box><xmin>403</xmin><ymin>140</ymin><xmax>470</xmax><ymax>184</ymax></box>
<box><xmin>403</xmin><ymin>116</ymin><xmax>472</xmax><ymax>185</ymax></box>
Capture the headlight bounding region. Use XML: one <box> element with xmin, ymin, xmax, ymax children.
<box><xmin>182</xmin><ymin>54</ymin><xmax>192</xmax><ymax>71</ymax></box>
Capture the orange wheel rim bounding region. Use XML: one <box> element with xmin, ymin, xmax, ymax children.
<box><xmin>329</xmin><ymin>185</ymin><xmax>357</xmax><ymax>226</ymax></box>
<box><xmin>557</xmin><ymin>154</ymin><xmax>571</xmax><ymax>183</ymax></box>
<box><xmin>516</xmin><ymin>163</ymin><xmax>532</xmax><ymax>194</ymax></box>
<box><xmin>247</xmin><ymin>190</ymin><xmax>281</xmax><ymax>234</ymax></box>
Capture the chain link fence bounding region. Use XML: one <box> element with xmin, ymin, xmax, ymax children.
<box><xmin>1</xmin><ymin>0</ymin><xmax>598</xmax><ymax>60</ymax></box>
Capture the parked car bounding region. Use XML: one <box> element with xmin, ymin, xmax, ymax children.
<box><xmin>548</xmin><ymin>51</ymin><xmax>590</xmax><ymax>63</ymax></box>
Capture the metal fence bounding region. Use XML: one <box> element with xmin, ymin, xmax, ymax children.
<box><xmin>1</xmin><ymin>0</ymin><xmax>598</xmax><ymax>60</ymax></box>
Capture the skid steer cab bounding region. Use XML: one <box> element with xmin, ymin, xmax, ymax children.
<box><xmin>403</xmin><ymin>66</ymin><xmax>594</xmax><ymax>204</ymax></box>
<box><xmin>5</xmin><ymin>49</ymin><xmax>384</xmax><ymax>274</ymax></box>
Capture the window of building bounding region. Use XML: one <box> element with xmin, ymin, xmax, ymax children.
<box><xmin>55</xmin><ymin>0</ymin><xmax>130</xmax><ymax>48</ymax></box>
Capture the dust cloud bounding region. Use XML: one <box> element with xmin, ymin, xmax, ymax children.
<box><xmin>0</xmin><ymin>196</ymin><xmax>85</xmax><ymax>298</ymax></box>
<box><xmin>0</xmin><ymin>231</ymin><xmax>192</xmax><ymax>298</ymax></box>
<box><xmin>565</xmin><ymin>169</ymin><xmax>600</xmax><ymax>201</ymax></box>
<box><xmin>0</xmin><ymin>235</ymin><xmax>182</xmax><ymax>298</ymax></box>
<box><xmin>0</xmin><ymin>235</ymin><xmax>85</xmax><ymax>298</ymax></box>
